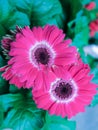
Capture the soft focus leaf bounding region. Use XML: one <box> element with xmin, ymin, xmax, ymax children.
<box><xmin>0</xmin><ymin>25</ymin><xmax>6</xmax><ymax>39</ymax></box>
<box><xmin>9</xmin><ymin>85</ymin><xmax>20</xmax><ymax>93</ymax></box>
<box><xmin>41</xmin><ymin>113</ymin><xmax>76</xmax><ymax>130</ymax></box>
<box><xmin>0</xmin><ymin>0</ymin><xmax>30</xmax><ymax>36</ymax></box>
<box><xmin>0</xmin><ymin>0</ymin><xmax>11</xmax><ymax>22</ymax></box>
<box><xmin>91</xmin><ymin>68</ymin><xmax>98</xmax><ymax>84</ymax></box>
<box><xmin>91</xmin><ymin>93</ymin><xmax>98</xmax><ymax>107</ymax></box>
<box><xmin>68</xmin><ymin>12</ymin><xmax>89</xmax><ymax>63</ymax></box>
<box><xmin>0</xmin><ymin>103</ymin><xmax>4</xmax><ymax>126</ymax></box>
<box><xmin>2</xmin><ymin>98</ymin><xmax>44</xmax><ymax>130</ymax></box>
<box><xmin>0</xmin><ymin>73</ymin><xmax>8</xmax><ymax>95</ymax></box>
<box><xmin>41</xmin><ymin>123</ymin><xmax>71</xmax><ymax>130</ymax></box>
<box><xmin>81</xmin><ymin>0</ymin><xmax>91</xmax><ymax>5</ymax></box>
<box><xmin>0</xmin><ymin>55</ymin><xmax>6</xmax><ymax>67</ymax></box>
<box><xmin>0</xmin><ymin>93</ymin><xmax>44</xmax><ymax>129</ymax></box>
<box><xmin>6</xmin><ymin>11</ymin><xmax>30</xmax><ymax>29</ymax></box>
<box><xmin>90</xmin><ymin>67</ymin><xmax>98</xmax><ymax>107</ymax></box>
<box><xmin>60</xmin><ymin>0</ymin><xmax>82</xmax><ymax>21</ymax></box>
<box><xmin>0</xmin><ymin>56</ymin><xmax>8</xmax><ymax>94</ymax></box>
<box><xmin>72</xmin><ymin>15</ymin><xmax>89</xmax><ymax>48</ymax></box>
<box><xmin>69</xmin><ymin>0</ymin><xmax>82</xmax><ymax>19</ymax></box>
<box><xmin>0</xmin><ymin>0</ymin><xmax>64</xmax><ymax>39</ymax></box>
<box><xmin>0</xmin><ymin>94</ymin><xmax>23</xmax><ymax>111</ymax></box>
<box><xmin>9</xmin><ymin>0</ymin><xmax>64</xmax><ymax>28</ymax></box>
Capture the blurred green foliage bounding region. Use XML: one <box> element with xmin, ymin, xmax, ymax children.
<box><xmin>41</xmin><ymin>113</ymin><xmax>76</xmax><ymax>130</ymax></box>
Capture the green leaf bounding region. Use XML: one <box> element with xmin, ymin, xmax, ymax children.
<box><xmin>9</xmin><ymin>0</ymin><xmax>64</xmax><ymax>28</ymax></box>
<box><xmin>0</xmin><ymin>56</ymin><xmax>8</xmax><ymax>94</ymax></box>
<box><xmin>9</xmin><ymin>84</ymin><xmax>20</xmax><ymax>93</ymax></box>
<box><xmin>83</xmin><ymin>8</ymin><xmax>97</xmax><ymax>22</ymax></box>
<box><xmin>0</xmin><ymin>73</ymin><xmax>8</xmax><ymax>95</ymax></box>
<box><xmin>3</xmin><ymin>98</ymin><xmax>44</xmax><ymax>130</ymax></box>
<box><xmin>6</xmin><ymin>11</ymin><xmax>30</xmax><ymax>29</ymax></box>
<box><xmin>91</xmin><ymin>68</ymin><xmax>98</xmax><ymax>84</ymax></box>
<box><xmin>68</xmin><ymin>12</ymin><xmax>89</xmax><ymax>42</ymax></box>
<box><xmin>90</xmin><ymin>93</ymin><xmax>98</xmax><ymax>107</ymax></box>
<box><xmin>69</xmin><ymin>0</ymin><xmax>82</xmax><ymax>19</ymax></box>
<box><xmin>0</xmin><ymin>24</ymin><xmax>6</xmax><ymax>39</ymax></box>
<box><xmin>90</xmin><ymin>68</ymin><xmax>98</xmax><ymax>107</ymax></box>
<box><xmin>0</xmin><ymin>56</ymin><xmax>8</xmax><ymax>91</ymax></box>
<box><xmin>0</xmin><ymin>55</ymin><xmax>6</xmax><ymax>67</ymax></box>
<box><xmin>1</xmin><ymin>10</ymin><xmax>30</xmax><ymax>30</ymax></box>
<box><xmin>45</xmin><ymin>112</ymin><xmax>67</xmax><ymax>124</ymax></box>
<box><xmin>0</xmin><ymin>102</ymin><xmax>4</xmax><ymax>126</ymax></box>
<box><xmin>0</xmin><ymin>93</ymin><xmax>23</xmax><ymax>111</ymax></box>
<box><xmin>0</xmin><ymin>0</ymin><xmax>30</xmax><ymax>35</ymax></box>
<box><xmin>73</xmin><ymin>15</ymin><xmax>89</xmax><ymax>47</ymax></box>
<box><xmin>60</xmin><ymin>0</ymin><xmax>82</xmax><ymax>21</ymax></box>
<box><xmin>0</xmin><ymin>0</ymin><xmax>11</xmax><ymax>22</ymax></box>
<box><xmin>0</xmin><ymin>56</ymin><xmax>8</xmax><ymax>93</ymax></box>
<box><xmin>0</xmin><ymin>0</ymin><xmax>64</xmax><ymax>38</ymax></box>
<box><xmin>68</xmin><ymin>12</ymin><xmax>89</xmax><ymax>63</ymax></box>
<box><xmin>80</xmin><ymin>0</ymin><xmax>91</xmax><ymax>5</ymax></box>
<box><xmin>0</xmin><ymin>93</ymin><xmax>44</xmax><ymax>129</ymax></box>
<box><xmin>41</xmin><ymin>113</ymin><xmax>76</xmax><ymax>130</ymax></box>
<box><xmin>41</xmin><ymin>123</ymin><xmax>71</xmax><ymax>130</ymax></box>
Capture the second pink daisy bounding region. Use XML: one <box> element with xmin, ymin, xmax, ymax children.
<box><xmin>32</xmin><ymin>59</ymin><xmax>97</xmax><ymax>118</ymax></box>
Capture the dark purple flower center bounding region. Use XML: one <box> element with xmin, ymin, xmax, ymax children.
<box><xmin>34</xmin><ymin>48</ymin><xmax>50</xmax><ymax>65</ymax></box>
<box><xmin>54</xmin><ymin>82</ymin><xmax>73</xmax><ymax>99</ymax></box>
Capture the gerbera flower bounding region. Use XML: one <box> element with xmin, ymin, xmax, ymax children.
<box><xmin>89</xmin><ymin>19</ymin><xmax>98</xmax><ymax>37</ymax></box>
<box><xmin>32</xmin><ymin>59</ymin><xmax>97</xmax><ymax>118</ymax></box>
<box><xmin>1</xmin><ymin>26</ymin><xmax>22</xmax><ymax>59</ymax></box>
<box><xmin>0</xmin><ymin>26</ymin><xmax>27</xmax><ymax>88</ymax></box>
<box><xmin>7</xmin><ymin>25</ymin><xmax>77</xmax><ymax>89</ymax></box>
<box><xmin>0</xmin><ymin>65</ymin><xmax>26</xmax><ymax>88</ymax></box>
<box><xmin>84</xmin><ymin>2</ymin><xmax>96</xmax><ymax>10</ymax></box>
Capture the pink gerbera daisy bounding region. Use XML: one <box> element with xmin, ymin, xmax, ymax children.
<box><xmin>0</xmin><ymin>65</ymin><xmax>26</xmax><ymax>88</ymax></box>
<box><xmin>7</xmin><ymin>25</ymin><xmax>77</xmax><ymax>89</ymax></box>
<box><xmin>32</xmin><ymin>59</ymin><xmax>97</xmax><ymax>118</ymax></box>
<box><xmin>89</xmin><ymin>19</ymin><xmax>98</xmax><ymax>37</ymax></box>
<box><xmin>0</xmin><ymin>26</ymin><xmax>26</xmax><ymax>88</ymax></box>
<box><xmin>84</xmin><ymin>2</ymin><xmax>96</xmax><ymax>10</ymax></box>
<box><xmin>1</xmin><ymin>26</ymin><xmax>22</xmax><ymax>59</ymax></box>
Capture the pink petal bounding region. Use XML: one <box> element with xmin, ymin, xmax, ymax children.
<box><xmin>49</xmin><ymin>103</ymin><xmax>58</xmax><ymax>115</ymax></box>
<box><xmin>43</xmin><ymin>25</ymin><xmax>65</xmax><ymax>46</ymax></box>
<box><xmin>32</xmin><ymin>26</ymin><xmax>43</xmax><ymax>41</ymax></box>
